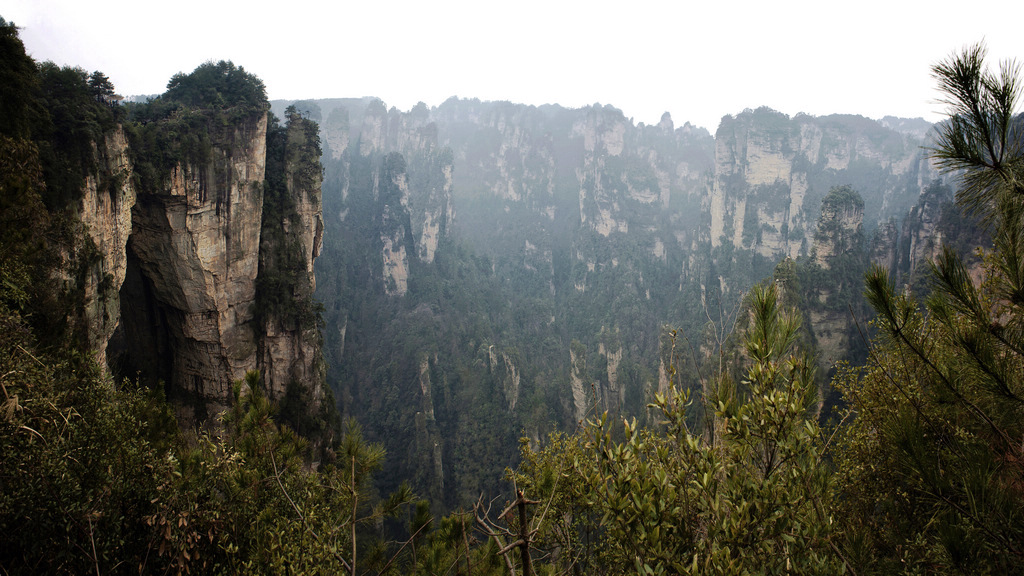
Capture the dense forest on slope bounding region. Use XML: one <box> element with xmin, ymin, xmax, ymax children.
<box><xmin>274</xmin><ymin>83</ymin><xmax>980</xmax><ymax>510</ymax></box>
<box><xmin>3</xmin><ymin>12</ymin><xmax>1022</xmax><ymax>573</ymax></box>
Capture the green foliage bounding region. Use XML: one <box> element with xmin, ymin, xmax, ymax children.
<box><xmin>0</xmin><ymin>296</ymin><xmax>174</xmax><ymax>574</ymax></box>
<box><xmin>820</xmin><ymin>184</ymin><xmax>864</xmax><ymax>213</ymax></box>
<box><xmin>31</xmin><ymin>62</ymin><xmax>121</xmax><ymax>208</ymax></box>
<box><xmin>124</xmin><ymin>60</ymin><xmax>270</xmax><ymax>193</ymax></box>
<box><xmin>833</xmin><ymin>43</ymin><xmax>1024</xmax><ymax>574</ymax></box>
<box><xmin>0</xmin><ymin>322</ymin><xmax>417</xmax><ymax>575</ymax></box>
<box><xmin>164</xmin><ymin>60</ymin><xmax>267</xmax><ymax>112</ymax></box>
<box><xmin>88</xmin><ymin>71</ymin><xmax>115</xmax><ymax>98</ymax></box>
<box><xmin>929</xmin><ymin>43</ymin><xmax>1023</xmax><ymax>223</ymax></box>
<box><xmin>512</xmin><ymin>283</ymin><xmax>842</xmax><ymax>575</ymax></box>
<box><xmin>0</xmin><ymin>135</ymin><xmax>51</xmax><ymax>316</ymax></box>
<box><xmin>256</xmin><ymin>108</ymin><xmax>323</xmax><ymax>331</ymax></box>
<box><xmin>813</xmin><ymin>185</ymin><xmax>864</xmax><ymax>248</ymax></box>
<box><xmin>0</xmin><ymin>16</ymin><xmax>42</xmax><ymax>139</ymax></box>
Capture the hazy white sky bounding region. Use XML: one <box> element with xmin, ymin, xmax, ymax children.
<box><xmin>5</xmin><ymin>0</ymin><xmax>1021</xmax><ymax>132</ymax></box>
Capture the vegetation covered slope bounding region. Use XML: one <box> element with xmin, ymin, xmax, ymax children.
<box><xmin>499</xmin><ymin>42</ymin><xmax>1024</xmax><ymax>575</ymax></box>
<box><xmin>3</xmin><ymin>11</ymin><xmax>1022</xmax><ymax>573</ymax></box>
<box><xmin>303</xmin><ymin>90</ymin><xmax>951</xmax><ymax>511</ymax></box>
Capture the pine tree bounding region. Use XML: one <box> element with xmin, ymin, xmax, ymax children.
<box><xmin>833</xmin><ymin>42</ymin><xmax>1024</xmax><ymax>574</ymax></box>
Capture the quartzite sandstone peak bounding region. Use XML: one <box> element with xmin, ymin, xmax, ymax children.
<box><xmin>100</xmin><ymin>94</ymin><xmax>329</xmax><ymax>424</ymax></box>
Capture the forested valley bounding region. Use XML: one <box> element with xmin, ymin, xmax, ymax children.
<box><xmin>2</xmin><ymin>14</ymin><xmax>1023</xmax><ymax>573</ymax></box>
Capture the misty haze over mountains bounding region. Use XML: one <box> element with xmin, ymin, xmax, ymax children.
<box><xmin>6</xmin><ymin>12</ymin><xmax>1021</xmax><ymax>569</ymax></box>
<box><xmin>265</xmin><ymin>95</ymin><xmax>972</xmax><ymax>505</ymax></box>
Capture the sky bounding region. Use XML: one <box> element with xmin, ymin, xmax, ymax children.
<box><xmin>5</xmin><ymin>0</ymin><xmax>1022</xmax><ymax>133</ymax></box>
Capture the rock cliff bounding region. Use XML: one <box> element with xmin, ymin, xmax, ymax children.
<box><xmin>874</xmin><ymin>179</ymin><xmax>988</xmax><ymax>289</ymax></box>
<box><xmin>75</xmin><ymin>126</ymin><xmax>136</xmax><ymax>367</ymax></box>
<box><xmin>100</xmin><ymin>66</ymin><xmax>331</xmax><ymax>427</ymax></box>
<box><xmin>804</xmin><ymin>187</ymin><xmax>867</xmax><ymax>369</ymax></box>
<box><xmin>282</xmin><ymin>94</ymin><xmax>987</xmax><ymax>509</ymax></box>
<box><xmin>307</xmin><ymin>98</ymin><xmax>454</xmax><ymax>295</ymax></box>
<box><xmin>812</xmin><ymin>186</ymin><xmax>864</xmax><ymax>269</ymax></box>
<box><xmin>257</xmin><ymin>108</ymin><xmax>326</xmax><ymax>405</ymax></box>
<box><xmin>710</xmin><ymin>108</ymin><xmax>938</xmax><ymax>264</ymax></box>
<box><xmin>122</xmin><ymin>110</ymin><xmax>268</xmax><ymax>417</ymax></box>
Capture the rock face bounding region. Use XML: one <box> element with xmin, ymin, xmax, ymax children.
<box><xmin>414</xmin><ymin>354</ymin><xmax>444</xmax><ymax>501</ymax></box>
<box><xmin>598</xmin><ymin>338</ymin><xmax>624</xmax><ymax>412</ymax></box>
<box><xmin>76</xmin><ymin>127</ymin><xmax>136</xmax><ymax>367</ymax></box>
<box><xmin>307</xmin><ymin>97</ymin><xmax>958</xmax><ymax>430</ymax></box>
<box><xmin>424</xmin><ymin>100</ymin><xmax>714</xmax><ymax>303</ymax></box>
<box><xmin>302</xmin><ymin>98</ymin><xmax>455</xmax><ymax>296</ymax></box>
<box><xmin>813</xmin><ymin>187</ymin><xmax>864</xmax><ymax>269</ymax></box>
<box><xmin>710</xmin><ymin>108</ymin><xmax>938</xmax><ymax>263</ymax></box>
<box><xmin>869</xmin><ymin>219</ymin><xmax>900</xmax><ymax>276</ymax></box>
<box><xmin>125</xmin><ymin>111</ymin><xmax>268</xmax><ymax>416</ymax></box>
<box><xmin>106</xmin><ymin>103</ymin><xmax>328</xmax><ymax>424</ymax></box>
<box><xmin>257</xmin><ymin>109</ymin><xmax>326</xmax><ymax>402</ymax></box>
<box><xmin>872</xmin><ymin>180</ymin><xmax>988</xmax><ymax>288</ymax></box>
<box><xmin>896</xmin><ymin>182</ymin><xmax>951</xmax><ymax>282</ymax></box>
<box><xmin>576</xmin><ymin>107</ymin><xmax>633</xmax><ymax>237</ymax></box>
<box><xmin>277</xmin><ymin>90</ymin><xmax>1008</xmax><ymax>512</ymax></box>
<box><xmin>367</xmin><ymin>102</ymin><xmax>454</xmax><ymax>270</ymax></box>
<box><xmin>487</xmin><ymin>345</ymin><xmax>521</xmax><ymax>411</ymax></box>
<box><xmin>283</xmin><ymin>93</ymin><xmax>997</xmax><ymax>510</ymax></box>
<box><xmin>805</xmin><ymin>187</ymin><xmax>866</xmax><ymax>369</ymax></box>
<box><xmin>379</xmin><ymin>153</ymin><xmax>412</xmax><ymax>296</ymax></box>
<box><xmin>569</xmin><ymin>342</ymin><xmax>590</xmax><ymax>424</ymax></box>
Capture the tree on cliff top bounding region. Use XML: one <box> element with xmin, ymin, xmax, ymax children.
<box><xmin>164</xmin><ymin>60</ymin><xmax>267</xmax><ymax>111</ymax></box>
<box><xmin>0</xmin><ymin>16</ymin><xmax>41</xmax><ymax>139</ymax></box>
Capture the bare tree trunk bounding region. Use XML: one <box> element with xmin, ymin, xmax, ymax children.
<box><xmin>351</xmin><ymin>454</ymin><xmax>357</xmax><ymax>576</ymax></box>
<box><xmin>516</xmin><ymin>491</ymin><xmax>536</xmax><ymax>576</ymax></box>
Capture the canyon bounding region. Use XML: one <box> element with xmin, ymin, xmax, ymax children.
<box><xmin>276</xmin><ymin>97</ymin><xmax>978</xmax><ymax>505</ymax></box>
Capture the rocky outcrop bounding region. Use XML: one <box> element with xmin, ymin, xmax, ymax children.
<box><xmin>125</xmin><ymin>111</ymin><xmax>267</xmax><ymax>415</ymax></box>
<box><xmin>380</xmin><ymin>154</ymin><xmax>411</xmax><ymax>296</ymax></box>
<box><xmin>76</xmin><ymin>127</ymin><xmax>136</xmax><ymax>366</ymax></box>
<box><xmin>322</xmin><ymin>107</ymin><xmax>350</xmax><ymax>161</ymax></box>
<box><xmin>812</xmin><ymin>187</ymin><xmax>864</xmax><ymax>269</ymax></box>
<box><xmin>870</xmin><ymin>180</ymin><xmax>988</xmax><ymax>289</ymax></box>
<box><xmin>414</xmin><ymin>353</ymin><xmax>445</xmax><ymax>499</ymax></box>
<box><xmin>408</xmin><ymin>154</ymin><xmax>454</xmax><ymax>264</ymax></box>
<box><xmin>302</xmin><ymin>97</ymin><xmax>711</xmax><ymax>301</ymax></box>
<box><xmin>804</xmin><ymin>187</ymin><xmax>867</xmax><ymax>370</ymax></box>
<box><xmin>710</xmin><ymin>108</ymin><xmax>936</xmax><ymax>263</ymax></box>
<box><xmin>576</xmin><ymin>108</ymin><xmax>632</xmax><ymax>237</ymax></box>
<box><xmin>257</xmin><ymin>110</ymin><xmax>326</xmax><ymax>402</ymax></box>
<box><xmin>487</xmin><ymin>345</ymin><xmax>521</xmax><ymax>411</ymax></box>
<box><xmin>896</xmin><ymin>182</ymin><xmax>950</xmax><ymax>283</ymax></box>
<box><xmin>869</xmin><ymin>218</ymin><xmax>900</xmax><ymax>276</ymax></box>
<box><xmin>381</xmin><ymin>223</ymin><xmax>409</xmax><ymax>296</ymax></box>
<box><xmin>418</xmin><ymin>355</ymin><xmax>436</xmax><ymax>421</ymax></box>
<box><xmin>569</xmin><ymin>342</ymin><xmax>590</xmax><ymax>424</ymax></box>
<box><xmin>107</xmin><ymin>101</ymin><xmax>330</xmax><ymax>425</ymax></box>
<box><xmin>598</xmin><ymin>338</ymin><xmax>624</xmax><ymax>412</ymax></box>
<box><xmin>314</xmin><ymin>99</ymin><xmax>454</xmax><ymax>289</ymax></box>
<box><xmin>358</xmin><ymin>99</ymin><xmax>388</xmax><ymax>157</ymax></box>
